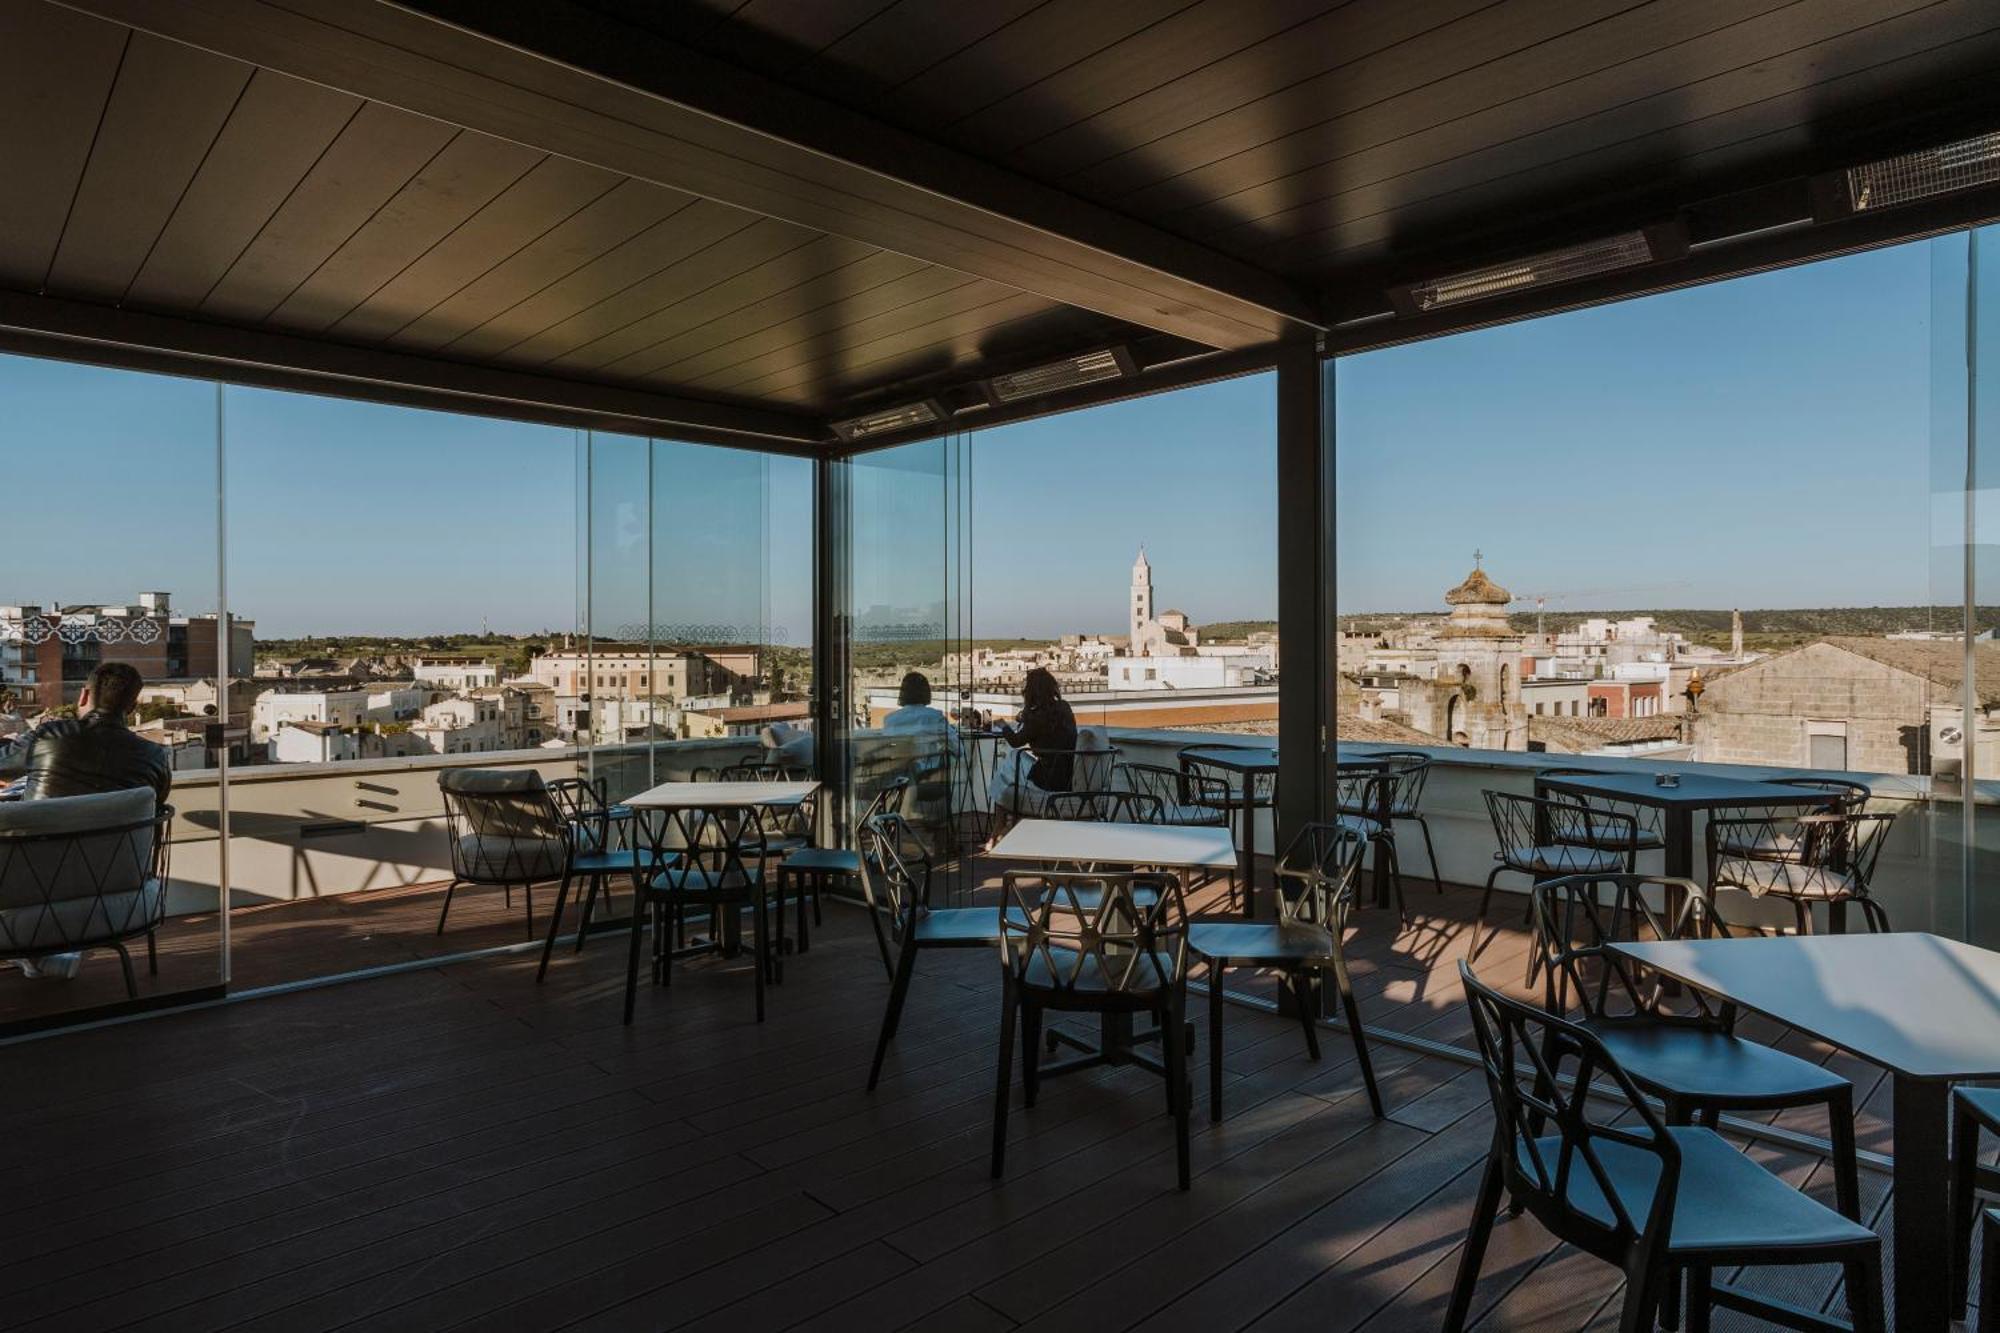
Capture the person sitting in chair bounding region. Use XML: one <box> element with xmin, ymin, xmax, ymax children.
<box><xmin>881</xmin><ymin>671</ymin><xmax>961</xmax><ymax>759</ymax></box>
<box><xmin>989</xmin><ymin>667</ymin><xmax>1077</xmax><ymax>814</ymax></box>
<box><xmin>0</xmin><ymin>662</ymin><xmax>172</xmax><ymax>979</ymax></box>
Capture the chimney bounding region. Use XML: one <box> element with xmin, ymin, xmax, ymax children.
<box><xmin>1730</xmin><ymin>609</ymin><xmax>1743</xmax><ymax>659</ymax></box>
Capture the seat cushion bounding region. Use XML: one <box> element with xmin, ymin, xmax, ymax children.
<box><xmin>1714</xmin><ymin>827</ymin><xmax>1802</xmax><ymax>859</ymax></box>
<box><xmin>1499</xmin><ymin>844</ymin><xmax>1624</xmax><ymax>875</ymax></box>
<box><xmin>1336</xmin><ymin>814</ymin><xmax>1385</xmax><ymax>840</ymax></box>
<box><xmin>1712</xmin><ymin>857</ymin><xmax>1860</xmax><ymax>899</ymax></box>
<box><xmin>1159</xmin><ymin>802</ymin><xmax>1227</xmax><ymax>827</ymax></box>
<box><xmin>1589</xmin><ymin>1022</ymin><xmax>1850</xmax><ymax>1104</ymax></box>
<box><xmin>1571</xmin><ymin>819</ymin><xmax>1665</xmax><ymax>851</ymax></box>
<box><xmin>571</xmin><ymin>848</ymin><xmax>656</xmax><ymax>876</ymax></box>
<box><xmin>781</xmin><ymin>847</ymin><xmax>860</xmax><ymax>875</ymax></box>
<box><xmin>1017</xmin><ymin>944</ymin><xmax>1179</xmax><ymax>995</ymax></box>
<box><xmin>1189</xmin><ymin>920</ymin><xmax>1335</xmax><ymax>965</ymax></box>
<box><xmin>457</xmin><ymin>832</ymin><xmax>566</xmax><ymax>882</ymax></box>
<box><xmin>1518</xmin><ymin>1127</ymin><xmax>1876</xmax><ymax>1256</ymax></box>
<box><xmin>0</xmin><ymin>879</ymin><xmax>163</xmax><ymax>953</ymax></box>
<box><xmin>0</xmin><ymin>788</ymin><xmax>157</xmax><ymax>909</ymax></box>
<box><xmin>650</xmin><ymin>865</ymin><xmax>763</xmax><ymax>897</ymax></box>
<box><xmin>912</xmin><ymin>905</ymin><xmax>1025</xmax><ymax>945</ymax></box>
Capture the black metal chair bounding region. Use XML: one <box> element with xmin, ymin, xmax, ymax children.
<box><xmin>776</xmin><ymin>776</ymin><xmax>908</xmax><ymax>960</ymax></box>
<box><xmin>1952</xmin><ymin>1085</ymin><xmax>2000</xmax><ymax>1319</ymax></box>
<box><xmin>1117</xmin><ymin>760</ymin><xmax>1237</xmax><ymax>907</ymax></box>
<box><xmin>1359</xmin><ymin>751</ymin><xmax>1445</xmax><ymax>894</ymax></box>
<box><xmin>1447</xmin><ymin>961</ymin><xmax>1885</xmax><ymax>1333</ymax></box>
<box><xmin>1189</xmin><ymin>821</ymin><xmax>1381</xmax><ymax>1122</ymax></box>
<box><xmin>624</xmin><ymin>799</ymin><xmax>773</xmax><ymax>1024</ymax></box>
<box><xmin>1531</xmin><ymin>872</ymin><xmax>1863</xmax><ymax>1325</ymax></box>
<box><xmin>1770</xmin><ymin>776</ymin><xmax>1873</xmax><ymax>813</ymax></box>
<box><xmin>1471</xmin><ymin>790</ymin><xmax>1630</xmax><ymax>976</ymax></box>
<box><xmin>862</xmin><ymin>811</ymin><xmax>1026</xmax><ymax>1088</ymax></box>
<box><xmin>1333</xmin><ymin>766</ymin><xmax>1410</xmax><ymax>921</ymax></box>
<box><xmin>438</xmin><ymin>769</ymin><xmax>571</xmax><ymax>939</ymax></box>
<box><xmin>1537</xmin><ymin>765</ymin><xmax>1667</xmax><ymax>862</ymax></box>
<box><xmin>1041</xmin><ymin>789</ymin><xmax>1166</xmax><ymax>824</ymax></box>
<box><xmin>1706</xmin><ymin>809</ymin><xmax>1897</xmax><ymax>935</ymax></box>
<box><xmin>538</xmin><ymin>776</ymin><xmax>655</xmax><ymax>976</ymax></box>
<box><xmin>992</xmin><ymin>867</ymin><xmax>1193</xmax><ymax>1190</ymax></box>
<box><xmin>0</xmin><ymin>788</ymin><xmax>172</xmax><ymax>998</ymax></box>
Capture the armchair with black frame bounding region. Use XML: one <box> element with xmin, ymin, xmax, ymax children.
<box><xmin>0</xmin><ymin>788</ymin><xmax>173</xmax><ymax>998</ymax></box>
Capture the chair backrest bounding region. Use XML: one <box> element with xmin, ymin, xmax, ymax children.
<box><xmin>1483</xmin><ymin>789</ymin><xmax>1626</xmax><ymax>868</ymax></box>
<box><xmin>1116</xmin><ymin>761</ymin><xmax>1227</xmax><ymax>823</ymax></box>
<box><xmin>1530</xmin><ymin>873</ymin><xmax>1731</xmax><ymax>1025</ymax></box>
<box><xmin>1459</xmin><ymin>961</ymin><xmax>1678</xmax><ymax>1261</ymax></box>
<box><xmin>0</xmin><ymin>788</ymin><xmax>167</xmax><ymax>921</ymax></box>
<box><xmin>856</xmin><ymin>811</ymin><xmax>932</xmax><ymax>928</ymax></box>
<box><xmin>438</xmin><ymin>768</ymin><xmax>567</xmax><ymax>882</ymax></box>
<box><xmin>1000</xmin><ymin>868</ymin><xmax>1187</xmax><ymax>1000</ymax></box>
<box><xmin>1041</xmin><ymin>789</ymin><xmax>1166</xmax><ymax>824</ymax></box>
<box><xmin>1332</xmin><ymin>767</ymin><xmax>1391</xmax><ymax>821</ymax></box>
<box><xmin>1179</xmin><ymin>744</ymin><xmax>1275</xmax><ymax>803</ymax></box>
<box><xmin>1706</xmin><ymin>807</ymin><xmax>1897</xmax><ymax>890</ymax></box>
<box><xmin>1536</xmin><ymin>768</ymin><xmax>1665</xmax><ymax>844</ymax></box>
<box><xmin>1771</xmin><ymin>776</ymin><xmax>1872</xmax><ymax>812</ymax></box>
<box><xmin>1372</xmin><ymin>751</ymin><xmax>1432</xmax><ymax>815</ymax></box>
<box><xmin>545</xmin><ymin>775</ymin><xmax>610</xmax><ymax>847</ymax></box>
<box><xmin>1271</xmin><ymin>820</ymin><xmax>1366</xmax><ymax>933</ymax></box>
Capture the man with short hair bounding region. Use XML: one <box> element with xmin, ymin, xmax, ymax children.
<box><xmin>0</xmin><ymin>661</ymin><xmax>172</xmax><ymax>807</ymax></box>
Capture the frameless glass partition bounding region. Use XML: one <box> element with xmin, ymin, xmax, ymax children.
<box><xmin>0</xmin><ymin>356</ymin><xmax>224</xmax><ymax>1029</ymax></box>
<box><xmin>1330</xmin><ymin>230</ymin><xmax>1996</xmax><ymax>1050</ymax></box>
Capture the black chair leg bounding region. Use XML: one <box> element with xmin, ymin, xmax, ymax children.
<box><xmin>622</xmin><ymin>897</ymin><xmax>646</xmax><ymax>1025</ymax></box>
<box><xmin>1413</xmin><ymin>814</ymin><xmax>1445</xmax><ymax>894</ymax></box>
<box><xmin>1290</xmin><ymin>971</ymin><xmax>1321</xmax><ymax>1061</ymax></box>
<box><xmin>1469</xmin><ymin>867</ymin><xmax>1504</xmax><ymax>963</ymax></box>
<box><xmin>1208</xmin><ymin>960</ymin><xmax>1227</xmax><ymax>1122</ymax></box>
<box><xmin>1980</xmin><ymin>1209</ymin><xmax>2000</xmax><ymax>1333</ymax></box>
<box><xmin>865</xmin><ymin>894</ymin><xmax>895</xmax><ymax>979</ymax></box>
<box><xmin>523</xmin><ymin>881</ymin><xmax>535</xmax><ymax>939</ymax></box>
<box><xmin>1165</xmin><ymin>990</ymin><xmax>1191</xmax><ymax>1191</ymax></box>
<box><xmin>1955</xmin><ymin>1099</ymin><xmax>1983</xmax><ymax>1317</ymax></box>
<box><xmin>1443</xmin><ymin>1155</ymin><xmax>1505</xmax><ymax>1333</ymax></box>
<box><xmin>1846</xmin><ymin>1251</ymin><xmax>1886</xmax><ymax>1333</ymax></box>
<box><xmin>751</xmin><ymin>893</ymin><xmax>767</xmax><ymax>1022</ymax></box>
<box><xmin>1828</xmin><ymin>1084</ymin><xmax>1861</xmax><ymax>1224</ymax></box>
<box><xmin>798</xmin><ymin>871</ymin><xmax>812</xmax><ymax>951</ymax></box>
<box><xmin>536</xmin><ymin>869</ymin><xmax>575</xmax><ymax>982</ymax></box>
<box><xmin>1020</xmin><ymin>1000</ymin><xmax>1042</xmax><ymax>1108</ymax></box>
<box><xmin>574</xmin><ymin>875</ymin><xmax>602</xmax><ymax>954</ymax></box>
<box><xmin>868</xmin><ymin>938</ymin><xmax>919</xmax><ymax>1090</ymax></box>
<box><xmin>1685</xmin><ymin>1265</ymin><xmax>1712</xmax><ymax>1333</ymax></box>
<box><xmin>146</xmin><ymin>930</ymin><xmax>157</xmax><ymax>975</ymax></box>
<box><xmin>435</xmin><ymin>879</ymin><xmax>460</xmax><ymax>934</ymax></box>
<box><xmin>1659</xmin><ymin>1098</ymin><xmax>1689</xmax><ymax>1333</ymax></box>
<box><xmin>1618</xmin><ymin>1253</ymin><xmax>1668</xmax><ymax>1333</ymax></box>
<box><xmin>991</xmin><ymin>980</ymin><xmax>1017</xmax><ymax>1179</ymax></box>
<box><xmin>1335</xmin><ymin>960</ymin><xmax>1384</xmax><ymax>1118</ymax></box>
<box><xmin>112</xmin><ymin>943</ymin><xmax>137</xmax><ymax>999</ymax></box>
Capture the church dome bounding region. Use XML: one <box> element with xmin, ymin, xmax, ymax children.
<box><xmin>1445</xmin><ymin>566</ymin><xmax>1510</xmax><ymax>606</ymax></box>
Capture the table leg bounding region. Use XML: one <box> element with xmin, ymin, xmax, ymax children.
<box><xmin>1238</xmin><ymin>799</ymin><xmax>1258</xmax><ymax>919</ymax></box>
<box><xmin>1891</xmin><ymin>1075</ymin><xmax>1951</xmax><ymax>1331</ymax></box>
<box><xmin>1373</xmin><ymin>778</ymin><xmax>1394</xmax><ymax>910</ymax></box>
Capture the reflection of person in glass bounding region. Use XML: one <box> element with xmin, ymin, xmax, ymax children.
<box><xmin>991</xmin><ymin>667</ymin><xmax>1077</xmax><ymax>810</ymax></box>
<box><xmin>0</xmin><ymin>662</ymin><xmax>170</xmax><ymax>807</ymax></box>
<box><xmin>882</xmin><ymin>671</ymin><xmax>960</xmax><ymax>771</ymax></box>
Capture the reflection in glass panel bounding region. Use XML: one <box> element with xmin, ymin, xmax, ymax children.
<box><xmin>224</xmin><ymin>388</ymin><xmax>577</xmax><ymax>985</ymax></box>
<box><xmin>0</xmin><ymin>355</ymin><xmax>221</xmax><ymax>1027</ymax></box>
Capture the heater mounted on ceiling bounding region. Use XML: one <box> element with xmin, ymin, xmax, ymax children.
<box><xmin>1813</xmin><ymin>129</ymin><xmax>2000</xmax><ymax>221</ymax></box>
<box><xmin>1387</xmin><ymin>222</ymin><xmax>1687</xmax><ymax>317</ymax></box>
<box><xmin>982</xmin><ymin>346</ymin><xmax>1137</xmax><ymax>405</ymax></box>
<box><xmin>828</xmin><ymin>399</ymin><xmax>946</xmax><ymax>444</ymax></box>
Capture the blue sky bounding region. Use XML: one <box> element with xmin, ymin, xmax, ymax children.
<box><xmin>0</xmin><ymin>235</ymin><xmax>1949</xmax><ymax>641</ymax></box>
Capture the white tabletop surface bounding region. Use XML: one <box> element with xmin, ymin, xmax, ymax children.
<box><xmin>988</xmin><ymin>819</ymin><xmax>1237</xmax><ymax>869</ymax></box>
<box><xmin>623</xmin><ymin>780</ymin><xmax>818</xmax><ymax>809</ymax></box>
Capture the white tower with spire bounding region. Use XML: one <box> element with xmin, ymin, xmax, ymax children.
<box><xmin>1130</xmin><ymin>546</ymin><xmax>1154</xmax><ymax>651</ymax></box>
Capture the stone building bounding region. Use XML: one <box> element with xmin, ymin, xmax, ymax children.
<box><xmin>1397</xmin><ymin>562</ymin><xmax>1525</xmax><ymax>750</ymax></box>
<box><xmin>1687</xmin><ymin>636</ymin><xmax>1999</xmax><ymax>774</ymax></box>
<box><xmin>1127</xmin><ymin>547</ymin><xmax>1201</xmax><ymax>657</ymax></box>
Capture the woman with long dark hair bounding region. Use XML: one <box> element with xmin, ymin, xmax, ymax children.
<box><xmin>990</xmin><ymin>666</ymin><xmax>1078</xmax><ymax>811</ymax></box>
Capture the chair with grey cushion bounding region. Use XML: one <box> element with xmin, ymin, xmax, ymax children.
<box><xmin>1706</xmin><ymin>809</ymin><xmax>1896</xmax><ymax>935</ymax></box>
<box><xmin>0</xmin><ymin>788</ymin><xmax>172</xmax><ymax>998</ymax></box>
<box><xmin>1472</xmin><ymin>790</ymin><xmax>1630</xmax><ymax>979</ymax></box>
<box><xmin>438</xmin><ymin>768</ymin><xmax>570</xmax><ymax>940</ymax></box>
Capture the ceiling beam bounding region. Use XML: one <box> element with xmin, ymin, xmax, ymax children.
<box><xmin>0</xmin><ymin>291</ymin><xmax>830</xmax><ymax>454</ymax></box>
<box><xmin>54</xmin><ymin>0</ymin><xmax>1322</xmax><ymax>352</ymax></box>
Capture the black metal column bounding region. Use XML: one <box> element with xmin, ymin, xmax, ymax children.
<box><xmin>811</xmin><ymin>454</ymin><xmax>850</xmax><ymax>847</ymax></box>
<box><xmin>1275</xmin><ymin>339</ymin><xmax>1330</xmax><ymax>859</ymax></box>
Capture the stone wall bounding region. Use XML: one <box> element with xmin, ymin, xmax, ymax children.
<box><xmin>1691</xmin><ymin>642</ymin><xmax>1932</xmax><ymax>774</ymax></box>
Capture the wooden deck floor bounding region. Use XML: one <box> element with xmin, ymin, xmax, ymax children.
<box><xmin>0</xmin><ymin>875</ymin><xmax>1947</xmax><ymax>1331</ymax></box>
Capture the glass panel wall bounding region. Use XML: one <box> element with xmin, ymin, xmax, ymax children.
<box><xmin>0</xmin><ymin>356</ymin><xmax>223</xmax><ymax>1028</ymax></box>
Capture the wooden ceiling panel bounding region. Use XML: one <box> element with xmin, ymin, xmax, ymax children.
<box><xmin>383</xmin><ymin>177</ymin><xmax>692</xmax><ymax>353</ymax></box>
<box><xmin>1256</xmin><ymin>13</ymin><xmax>2000</xmax><ymax>276</ymax></box>
<box><xmin>42</xmin><ymin>33</ymin><xmax>252</xmax><ymax>302</ymax></box>
<box><xmin>441</xmin><ymin>198</ymin><xmax>756</xmax><ymax>362</ymax></box>
<box><xmin>198</xmin><ymin>102</ymin><xmax>457</xmax><ymax>323</ymax></box>
<box><xmin>125</xmin><ymin>71</ymin><xmax>361</xmax><ymax>311</ymax></box>
<box><xmin>326</xmin><ymin>155</ymin><xmax>624</xmax><ymax>344</ymax></box>
<box><xmin>600</xmin><ymin>248</ymin><xmax>932</xmax><ymax>382</ymax></box>
<box><xmin>265</xmin><ymin>131</ymin><xmax>545</xmax><ymax>333</ymax></box>
<box><xmin>798</xmin><ymin>0</ymin><xmax>1045</xmax><ymax>108</ymax></box>
<box><xmin>0</xmin><ymin>0</ymin><xmax>126</xmax><ymax>290</ymax></box>
<box><xmin>1167</xmin><ymin>0</ymin><xmax>1961</xmax><ymax>251</ymax></box>
<box><xmin>549</xmin><ymin>231</ymin><xmax>876</xmax><ymax>375</ymax></box>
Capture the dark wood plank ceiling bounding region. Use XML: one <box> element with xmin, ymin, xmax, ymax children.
<box><xmin>2</xmin><ymin>0</ymin><xmax>1997</xmax><ymax>444</ymax></box>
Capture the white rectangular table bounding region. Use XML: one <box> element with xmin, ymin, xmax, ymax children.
<box><xmin>1612</xmin><ymin>932</ymin><xmax>2000</xmax><ymax>1332</ymax></box>
<box><xmin>987</xmin><ymin>819</ymin><xmax>1234</xmax><ymax>1078</ymax></box>
<box><xmin>622</xmin><ymin>781</ymin><xmax>819</xmax><ymax>953</ymax></box>
<box><xmin>988</xmin><ymin>819</ymin><xmax>1236</xmax><ymax>871</ymax></box>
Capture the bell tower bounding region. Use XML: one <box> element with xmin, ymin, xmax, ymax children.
<box><xmin>1130</xmin><ymin>546</ymin><xmax>1153</xmax><ymax>651</ymax></box>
